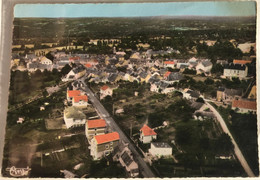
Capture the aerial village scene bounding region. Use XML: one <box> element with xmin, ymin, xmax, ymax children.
<box><xmin>1</xmin><ymin>2</ymin><xmax>258</xmax><ymax>178</ymax></box>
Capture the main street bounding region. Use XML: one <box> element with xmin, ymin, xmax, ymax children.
<box><xmin>78</xmin><ymin>79</ymin><xmax>155</xmax><ymax>178</ymax></box>
<box><xmin>205</xmin><ymin>101</ymin><xmax>255</xmax><ymax>177</ymax></box>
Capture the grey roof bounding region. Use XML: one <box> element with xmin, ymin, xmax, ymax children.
<box><xmin>152</xmin><ymin>142</ymin><xmax>171</xmax><ymax>148</ymax></box>
<box><xmin>224</xmin><ymin>63</ymin><xmax>246</xmax><ymax>70</ymax></box>
<box><xmin>139</xmin><ymin>71</ymin><xmax>148</xmax><ymax>79</ymax></box>
<box><xmin>148</xmin><ymin>75</ymin><xmax>160</xmax><ymax>84</ymax></box>
<box><xmin>28</xmin><ymin>62</ymin><xmax>38</xmax><ymax>69</ymax></box>
<box><xmin>187</xmin><ymin>90</ymin><xmax>200</xmax><ymax>98</ymax></box>
<box><xmin>224</xmin><ymin>88</ymin><xmax>243</xmax><ymax>96</ymax></box>
<box><xmin>121</xmin><ymin>151</ymin><xmax>134</xmax><ymax>167</ymax></box>
<box><xmin>168</xmin><ymin>72</ymin><xmax>184</xmax><ymax>81</ymax></box>
<box><xmin>155</xmin><ymin>81</ymin><xmax>169</xmax><ymax>89</ymax></box>
<box><xmin>108</xmin><ymin>73</ymin><xmax>118</xmax><ymax>82</ymax></box>
<box><xmin>202</xmin><ymin>61</ymin><xmax>213</xmax><ymax>67</ymax></box>
<box><xmin>191</xmin><ymin>102</ymin><xmax>204</xmax><ymax>110</ymax></box>
<box><xmin>72</xmin><ymin>66</ymin><xmax>85</xmax><ymax>74</ymax></box>
<box><xmin>179</xmin><ymin>64</ymin><xmax>189</xmax><ymax>69</ymax></box>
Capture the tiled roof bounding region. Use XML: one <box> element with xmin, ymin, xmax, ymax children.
<box><xmin>232</xmin><ymin>99</ymin><xmax>256</xmax><ymax>110</ymax></box>
<box><xmin>73</xmin><ymin>95</ymin><xmax>88</xmax><ymax>103</ymax></box>
<box><xmin>164</xmin><ymin>61</ymin><xmax>174</xmax><ymax>65</ymax></box>
<box><xmin>85</xmin><ymin>63</ymin><xmax>92</xmax><ymax>68</ymax></box>
<box><xmin>94</xmin><ymin>132</ymin><xmax>120</xmax><ymax>145</ymax></box>
<box><xmin>101</xmin><ymin>85</ymin><xmax>109</xmax><ymax>91</ymax></box>
<box><xmin>233</xmin><ymin>59</ymin><xmax>252</xmax><ymax>65</ymax></box>
<box><xmin>87</xmin><ymin>119</ymin><xmax>106</xmax><ymax>129</ymax></box>
<box><xmin>140</xmin><ymin>125</ymin><xmax>157</xmax><ymax>136</ymax></box>
<box><xmin>164</xmin><ymin>71</ymin><xmax>171</xmax><ymax>78</ymax></box>
<box><xmin>69</xmin><ymin>56</ymin><xmax>80</xmax><ymax>61</ymax></box>
<box><xmin>68</xmin><ymin>90</ymin><xmax>81</xmax><ymax>98</ymax></box>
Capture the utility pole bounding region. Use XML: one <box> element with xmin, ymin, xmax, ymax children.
<box><xmin>130</xmin><ymin>123</ymin><xmax>132</xmax><ymax>138</ymax></box>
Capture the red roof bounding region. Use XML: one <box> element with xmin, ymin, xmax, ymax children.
<box><xmin>164</xmin><ymin>61</ymin><xmax>174</xmax><ymax>65</ymax></box>
<box><xmin>232</xmin><ymin>99</ymin><xmax>256</xmax><ymax>110</ymax></box>
<box><xmin>233</xmin><ymin>59</ymin><xmax>252</xmax><ymax>65</ymax></box>
<box><xmin>101</xmin><ymin>85</ymin><xmax>109</xmax><ymax>91</ymax></box>
<box><xmin>94</xmin><ymin>132</ymin><xmax>120</xmax><ymax>145</ymax></box>
<box><xmin>140</xmin><ymin>125</ymin><xmax>157</xmax><ymax>136</ymax></box>
<box><xmin>69</xmin><ymin>56</ymin><xmax>80</xmax><ymax>61</ymax></box>
<box><xmin>73</xmin><ymin>95</ymin><xmax>88</xmax><ymax>103</ymax></box>
<box><xmin>85</xmin><ymin>63</ymin><xmax>92</xmax><ymax>68</ymax></box>
<box><xmin>67</xmin><ymin>90</ymin><xmax>81</xmax><ymax>98</ymax></box>
<box><xmin>87</xmin><ymin>119</ymin><xmax>106</xmax><ymax>129</ymax></box>
<box><xmin>164</xmin><ymin>71</ymin><xmax>171</xmax><ymax>78</ymax></box>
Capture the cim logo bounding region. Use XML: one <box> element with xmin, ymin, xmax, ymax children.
<box><xmin>6</xmin><ymin>166</ymin><xmax>31</xmax><ymax>177</ymax></box>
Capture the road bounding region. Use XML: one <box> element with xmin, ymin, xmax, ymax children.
<box><xmin>205</xmin><ymin>101</ymin><xmax>255</xmax><ymax>177</ymax></box>
<box><xmin>79</xmin><ymin>80</ymin><xmax>155</xmax><ymax>178</ymax></box>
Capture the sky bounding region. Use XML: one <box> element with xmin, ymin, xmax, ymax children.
<box><xmin>14</xmin><ymin>1</ymin><xmax>256</xmax><ymax>18</ymax></box>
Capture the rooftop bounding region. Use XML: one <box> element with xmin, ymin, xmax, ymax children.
<box><xmin>64</xmin><ymin>106</ymin><xmax>86</xmax><ymax>119</ymax></box>
<box><xmin>67</xmin><ymin>90</ymin><xmax>81</xmax><ymax>98</ymax></box>
<box><xmin>87</xmin><ymin>119</ymin><xmax>106</xmax><ymax>129</ymax></box>
<box><xmin>73</xmin><ymin>95</ymin><xmax>88</xmax><ymax>103</ymax></box>
<box><xmin>94</xmin><ymin>132</ymin><xmax>120</xmax><ymax>145</ymax></box>
<box><xmin>101</xmin><ymin>85</ymin><xmax>109</xmax><ymax>91</ymax></box>
<box><xmin>140</xmin><ymin>125</ymin><xmax>157</xmax><ymax>136</ymax></box>
<box><xmin>232</xmin><ymin>99</ymin><xmax>256</xmax><ymax>110</ymax></box>
<box><xmin>152</xmin><ymin>142</ymin><xmax>171</xmax><ymax>148</ymax></box>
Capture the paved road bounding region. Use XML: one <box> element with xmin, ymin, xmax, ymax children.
<box><xmin>79</xmin><ymin>80</ymin><xmax>155</xmax><ymax>178</ymax></box>
<box><xmin>205</xmin><ymin>101</ymin><xmax>255</xmax><ymax>177</ymax></box>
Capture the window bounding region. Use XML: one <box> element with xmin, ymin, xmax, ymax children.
<box><xmin>110</xmin><ymin>147</ymin><xmax>113</xmax><ymax>151</ymax></box>
<box><xmin>105</xmin><ymin>145</ymin><xmax>109</xmax><ymax>149</ymax></box>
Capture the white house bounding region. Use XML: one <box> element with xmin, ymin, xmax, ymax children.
<box><xmin>90</xmin><ymin>132</ymin><xmax>120</xmax><ymax>160</ymax></box>
<box><xmin>223</xmin><ymin>63</ymin><xmax>248</xmax><ymax>79</ymax></box>
<box><xmin>140</xmin><ymin>125</ymin><xmax>157</xmax><ymax>144</ymax></box>
<box><xmin>67</xmin><ymin>90</ymin><xmax>81</xmax><ymax>102</ymax></box>
<box><xmin>149</xmin><ymin>142</ymin><xmax>172</xmax><ymax>157</ymax></box>
<box><xmin>196</xmin><ymin>60</ymin><xmax>213</xmax><ymax>74</ymax></box>
<box><xmin>183</xmin><ymin>88</ymin><xmax>200</xmax><ymax>100</ymax></box>
<box><xmin>85</xmin><ymin>119</ymin><xmax>107</xmax><ymax>140</ymax></box>
<box><xmin>63</xmin><ymin>106</ymin><xmax>86</xmax><ymax>129</ymax></box>
<box><xmin>100</xmin><ymin>85</ymin><xmax>113</xmax><ymax>100</ymax></box>
<box><xmin>113</xmin><ymin>141</ymin><xmax>139</xmax><ymax>177</ymax></box>
<box><xmin>40</xmin><ymin>56</ymin><xmax>53</xmax><ymax>65</ymax></box>
<box><xmin>232</xmin><ymin>99</ymin><xmax>256</xmax><ymax>114</ymax></box>
<box><xmin>72</xmin><ymin>95</ymin><xmax>88</xmax><ymax>108</ymax></box>
<box><xmin>164</xmin><ymin>61</ymin><xmax>175</xmax><ymax>68</ymax></box>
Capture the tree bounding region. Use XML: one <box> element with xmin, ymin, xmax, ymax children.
<box><xmin>61</xmin><ymin>64</ymin><xmax>72</xmax><ymax>76</ymax></box>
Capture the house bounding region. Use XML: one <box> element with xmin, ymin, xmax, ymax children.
<box><xmin>248</xmin><ymin>85</ymin><xmax>256</xmax><ymax>99</ymax></box>
<box><xmin>232</xmin><ymin>99</ymin><xmax>256</xmax><ymax>113</ymax></box>
<box><xmin>113</xmin><ymin>141</ymin><xmax>139</xmax><ymax>177</ymax></box>
<box><xmin>183</xmin><ymin>88</ymin><xmax>200</xmax><ymax>100</ymax></box>
<box><xmin>233</xmin><ymin>59</ymin><xmax>252</xmax><ymax>65</ymax></box>
<box><xmin>164</xmin><ymin>61</ymin><xmax>175</xmax><ymax>68</ymax></box>
<box><xmin>216</xmin><ymin>87</ymin><xmax>242</xmax><ymax>102</ymax></box>
<box><xmin>72</xmin><ymin>95</ymin><xmax>88</xmax><ymax>108</ymax></box>
<box><xmin>139</xmin><ymin>71</ymin><xmax>151</xmax><ymax>83</ymax></box>
<box><xmin>85</xmin><ymin>119</ymin><xmax>106</xmax><ymax>140</ymax></box>
<box><xmin>165</xmin><ymin>72</ymin><xmax>183</xmax><ymax>84</ymax></box>
<box><xmin>223</xmin><ymin>63</ymin><xmax>248</xmax><ymax>79</ymax></box>
<box><xmin>130</xmin><ymin>52</ymin><xmax>141</xmax><ymax>60</ymax></box>
<box><xmin>40</xmin><ymin>56</ymin><xmax>53</xmax><ymax>65</ymax></box>
<box><xmin>90</xmin><ymin>132</ymin><xmax>120</xmax><ymax>160</ymax></box>
<box><xmin>100</xmin><ymin>85</ymin><xmax>113</xmax><ymax>100</ymax></box>
<box><xmin>149</xmin><ymin>142</ymin><xmax>172</xmax><ymax>157</ymax></box>
<box><xmin>140</xmin><ymin>125</ymin><xmax>157</xmax><ymax>144</ymax></box>
<box><xmin>62</xmin><ymin>66</ymin><xmax>86</xmax><ymax>81</ymax></box>
<box><xmin>63</xmin><ymin>106</ymin><xmax>86</xmax><ymax>128</ymax></box>
<box><xmin>196</xmin><ymin>60</ymin><xmax>213</xmax><ymax>74</ymax></box>
<box><xmin>67</xmin><ymin>90</ymin><xmax>81</xmax><ymax>102</ymax></box>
